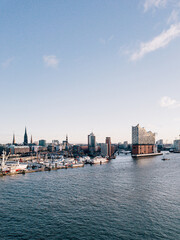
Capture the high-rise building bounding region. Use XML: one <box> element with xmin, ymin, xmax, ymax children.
<box><xmin>66</xmin><ymin>134</ymin><xmax>68</xmax><ymax>150</ymax></box>
<box><xmin>30</xmin><ymin>135</ymin><xmax>33</xmax><ymax>144</ymax></box>
<box><xmin>173</xmin><ymin>139</ymin><xmax>180</xmax><ymax>152</ymax></box>
<box><xmin>23</xmin><ymin>127</ymin><xmax>28</xmax><ymax>145</ymax></box>
<box><xmin>101</xmin><ymin>143</ymin><xmax>108</xmax><ymax>157</ymax></box>
<box><xmin>88</xmin><ymin>132</ymin><xmax>96</xmax><ymax>154</ymax></box>
<box><xmin>106</xmin><ymin>137</ymin><xmax>111</xmax><ymax>157</ymax></box>
<box><xmin>132</xmin><ymin>124</ymin><xmax>156</xmax><ymax>155</ymax></box>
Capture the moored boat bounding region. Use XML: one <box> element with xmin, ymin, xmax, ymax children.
<box><xmin>90</xmin><ymin>156</ymin><xmax>108</xmax><ymax>164</ymax></box>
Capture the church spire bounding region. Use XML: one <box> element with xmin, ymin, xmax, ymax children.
<box><xmin>13</xmin><ymin>133</ymin><xmax>15</xmax><ymax>145</ymax></box>
<box><xmin>24</xmin><ymin>127</ymin><xmax>28</xmax><ymax>145</ymax></box>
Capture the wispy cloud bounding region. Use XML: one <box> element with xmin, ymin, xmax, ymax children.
<box><xmin>130</xmin><ymin>23</ymin><xmax>180</xmax><ymax>61</ymax></box>
<box><xmin>43</xmin><ymin>55</ymin><xmax>59</xmax><ymax>68</ymax></box>
<box><xmin>2</xmin><ymin>57</ymin><xmax>14</xmax><ymax>68</ymax></box>
<box><xmin>159</xmin><ymin>96</ymin><xmax>180</xmax><ymax>108</ymax></box>
<box><xmin>99</xmin><ymin>35</ymin><xmax>114</xmax><ymax>45</ymax></box>
<box><xmin>144</xmin><ymin>0</ymin><xmax>168</xmax><ymax>12</ymax></box>
<box><xmin>167</xmin><ymin>10</ymin><xmax>179</xmax><ymax>24</ymax></box>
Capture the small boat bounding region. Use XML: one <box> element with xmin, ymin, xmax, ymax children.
<box><xmin>162</xmin><ymin>157</ymin><xmax>170</xmax><ymax>161</ymax></box>
<box><xmin>90</xmin><ymin>156</ymin><xmax>108</xmax><ymax>164</ymax></box>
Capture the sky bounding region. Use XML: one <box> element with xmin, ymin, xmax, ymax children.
<box><xmin>1</xmin><ymin>0</ymin><xmax>180</xmax><ymax>144</ymax></box>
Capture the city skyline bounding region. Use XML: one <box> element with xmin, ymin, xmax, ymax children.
<box><xmin>1</xmin><ymin>0</ymin><xmax>180</xmax><ymax>143</ymax></box>
<box><xmin>1</xmin><ymin>125</ymin><xmax>179</xmax><ymax>145</ymax></box>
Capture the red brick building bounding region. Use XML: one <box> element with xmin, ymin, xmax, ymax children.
<box><xmin>132</xmin><ymin>144</ymin><xmax>155</xmax><ymax>155</ymax></box>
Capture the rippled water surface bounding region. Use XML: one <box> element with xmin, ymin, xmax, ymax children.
<box><xmin>0</xmin><ymin>154</ymin><xmax>180</xmax><ymax>240</ymax></box>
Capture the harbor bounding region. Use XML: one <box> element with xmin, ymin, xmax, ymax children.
<box><xmin>0</xmin><ymin>151</ymin><xmax>110</xmax><ymax>177</ymax></box>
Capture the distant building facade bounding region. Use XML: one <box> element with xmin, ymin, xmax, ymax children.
<box><xmin>9</xmin><ymin>146</ymin><xmax>30</xmax><ymax>154</ymax></box>
<box><xmin>39</xmin><ymin>139</ymin><xmax>46</xmax><ymax>147</ymax></box>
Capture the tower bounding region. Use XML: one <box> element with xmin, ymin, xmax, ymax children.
<box><xmin>88</xmin><ymin>132</ymin><xmax>96</xmax><ymax>155</ymax></box>
<box><xmin>65</xmin><ymin>134</ymin><xmax>68</xmax><ymax>150</ymax></box>
<box><xmin>13</xmin><ymin>134</ymin><xmax>15</xmax><ymax>145</ymax></box>
<box><xmin>24</xmin><ymin>127</ymin><xmax>28</xmax><ymax>145</ymax></box>
<box><xmin>31</xmin><ymin>135</ymin><xmax>33</xmax><ymax>144</ymax></box>
<box><xmin>106</xmin><ymin>137</ymin><xmax>111</xmax><ymax>157</ymax></box>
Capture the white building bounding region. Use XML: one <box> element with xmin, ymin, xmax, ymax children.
<box><xmin>132</xmin><ymin>124</ymin><xmax>155</xmax><ymax>145</ymax></box>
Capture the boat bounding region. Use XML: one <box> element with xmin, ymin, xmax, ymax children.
<box><xmin>70</xmin><ymin>162</ymin><xmax>84</xmax><ymax>168</ymax></box>
<box><xmin>90</xmin><ymin>156</ymin><xmax>108</xmax><ymax>164</ymax></box>
<box><xmin>84</xmin><ymin>156</ymin><xmax>91</xmax><ymax>164</ymax></box>
<box><xmin>1</xmin><ymin>151</ymin><xmax>28</xmax><ymax>173</ymax></box>
<box><xmin>162</xmin><ymin>155</ymin><xmax>170</xmax><ymax>161</ymax></box>
<box><xmin>5</xmin><ymin>161</ymin><xmax>28</xmax><ymax>173</ymax></box>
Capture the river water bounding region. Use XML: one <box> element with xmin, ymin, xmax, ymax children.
<box><xmin>0</xmin><ymin>153</ymin><xmax>179</xmax><ymax>240</ymax></box>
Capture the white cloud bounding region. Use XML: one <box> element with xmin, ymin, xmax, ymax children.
<box><xmin>144</xmin><ymin>0</ymin><xmax>168</xmax><ymax>12</ymax></box>
<box><xmin>2</xmin><ymin>57</ymin><xmax>14</xmax><ymax>68</ymax></box>
<box><xmin>167</xmin><ymin>10</ymin><xmax>179</xmax><ymax>24</ymax></box>
<box><xmin>159</xmin><ymin>96</ymin><xmax>180</xmax><ymax>108</ymax></box>
<box><xmin>130</xmin><ymin>23</ymin><xmax>180</xmax><ymax>61</ymax></box>
<box><xmin>43</xmin><ymin>55</ymin><xmax>59</xmax><ymax>68</ymax></box>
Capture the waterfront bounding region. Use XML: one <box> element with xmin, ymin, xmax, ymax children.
<box><xmin>0</xmin><ymin>154</ymin><xmax>179</xmax><ymax>240</ymax></box>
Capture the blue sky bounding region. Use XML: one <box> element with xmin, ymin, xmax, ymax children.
<box><xmin>1</xmin><ymin>0</ymin><xmax>180</xmax><ymax>144</ymax></box>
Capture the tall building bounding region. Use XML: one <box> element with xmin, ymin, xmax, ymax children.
<box><xmin>30</xmin><ymin>135</ymin><xmax>33</xmax><ymax>144</ymax></box>
<box><xmin>66</xmin><ymin>134</ymin><xmax>68</xmax><ymax>150</ymax></box>
<box><xmin>132</xmin><ymin>124</ymin><xmax>156</xmax><ymax>155</ymax></box>
<box><xmin>101</xmin><ymin>143</ymin><xmax>108</xmax><ymax>157</ymax></box>
<box><xmin>173</xmin><ymin>139</ymin><xmax>180</xmax><ymax>152</ymax></box>
<box><xmin>88</xmin><ymin>132</ymin><xmax>96</xmax><ymax>154</ymax></box>
<box><xmin>23</xmin><ymin>127</ymin><xmax>28</xmax><ymax>145</ymax></box>
<box><xmin>13</xmin><ymin>134</ymin><xmax>15</xmax><ymax>145</ymax></box>
<box><xmin>106</xmin><ymin>137</ymin><xmax>111</xmax><ymax>157</ymax></box>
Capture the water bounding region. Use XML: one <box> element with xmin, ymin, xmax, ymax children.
<box><xmin>0</xmin><ymin>154</ymin><xmax>179</xmax><ymax>240</ymax></box>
